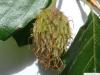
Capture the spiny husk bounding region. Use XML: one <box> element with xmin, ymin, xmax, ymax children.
<box><xmin>32</xmin><ymin>8</ymin><xmax>71</xmax><ymax>70</ymax></box>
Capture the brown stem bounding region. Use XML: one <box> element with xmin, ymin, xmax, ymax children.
<box><xmin>89</xmin><ymin>0</ymin><xmax>100</xmax><ymax>10</ymax></box>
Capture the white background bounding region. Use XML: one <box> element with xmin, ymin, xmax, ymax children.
<box><xmin>84</xmin><ymin>73</ymin><xmax>100</xmax><ymax>75</ymax></box>
<box><xmin>0</xmin><ymin>0</ymin><xmax>94</xmax><ymax>75</ymax></box>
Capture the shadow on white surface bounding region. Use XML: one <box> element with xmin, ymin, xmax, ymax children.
<box><xmin>0</xmin><ymin>37</ymin><xmax>36</xmax><ymax>75</ymax></box>
<box><xmin>37</xmin><ymin>63</ymin><xmax>58</xmax><ymax>75</ymax></box>
<box><xmin>76</xmin><ymin>0</ymin><xmax>87</xmax><ymax>23</ymax></box>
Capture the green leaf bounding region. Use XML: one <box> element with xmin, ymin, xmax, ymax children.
<box><xmin>0</xmin><ymin>0</ymin><xmax>49</xmax><ymax>40</ymax></box>
<box><xmin>60</xmin><ymin>11</ymin><xmax>100</xmax><ymax>75</ymax></box>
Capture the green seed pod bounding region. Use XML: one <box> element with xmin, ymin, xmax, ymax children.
<box><xmin>32</xmin><ymin>8</ymin><xmax>71</xmax><ymax>70</ymax></box>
